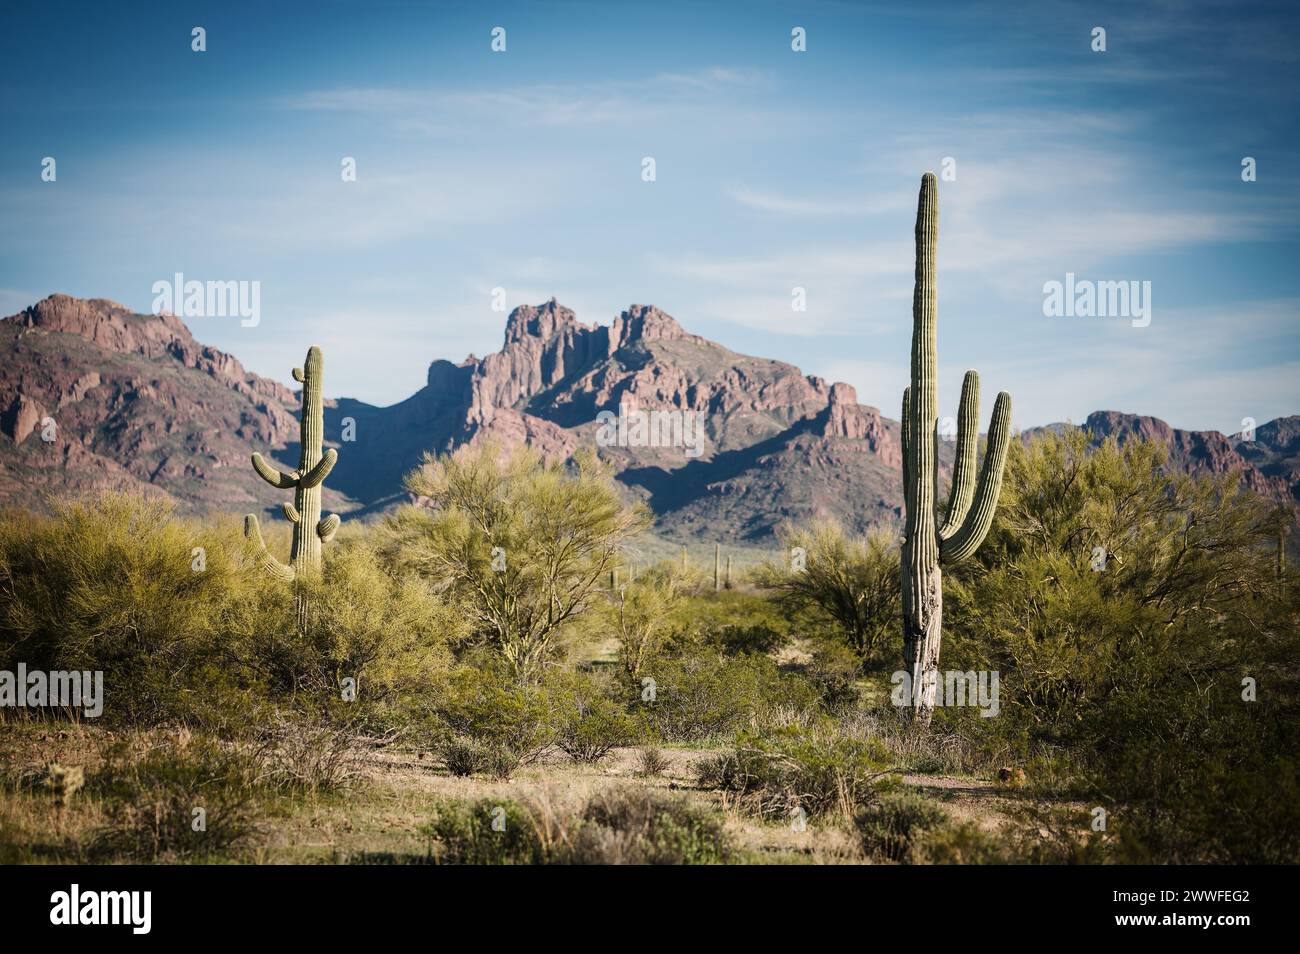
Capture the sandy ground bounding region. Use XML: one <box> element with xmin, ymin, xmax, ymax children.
<box><xmin>259</xmin><ymin>744</ymin><xmax>1026</xmax><ymax>864</ymax></box>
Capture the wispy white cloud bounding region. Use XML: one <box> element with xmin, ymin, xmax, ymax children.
<box><xmin>726</xmin><ymin>186</ymin><xmax>906</xmax><ymax>217</ymax></box>
<box><xmin>278</xmin><ymin>67</ymin><xmax>765</xmax><ymax>129</ymax></box>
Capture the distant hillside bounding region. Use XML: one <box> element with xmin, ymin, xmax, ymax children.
<box><xmin>2</xmin><ymin>294</ymin><xmax>1295</xmax><ymax>543</ymax></box>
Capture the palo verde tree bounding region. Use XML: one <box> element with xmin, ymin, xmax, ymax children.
<box><xmin>753</xmin><ymin>519</ymin><xmax>900</xmax><ymax>665</ymax></box>
<box><xmin>385</xmin><ymin>441</ymin><xmax>648</xmax><ymax>684</ymax></box>
<box><xmin>900</xmin><ymin>173</ymin><xmax>1012</xmax><ymax>724</ymax></box>
<box><xmin>606</xmin><ymin>562</ymin><xmax>682</xmax><ymax>680</ymax></box>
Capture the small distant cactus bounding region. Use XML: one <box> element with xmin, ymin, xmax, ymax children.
<box><xmin>244</xmin><ymin>346</ymin><xmax>340</xmax><ymax>630</ymax></box>
<box><xmin>45</xmin><ymin>763</ymin><xmax>85</xmax><ymax>811</ymax></box>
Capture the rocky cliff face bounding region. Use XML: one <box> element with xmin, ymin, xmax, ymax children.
<box><xmin>1</xmin><ymin>294</ymin><xmax>1295</xmax><ymax>543</ymax></box>
<box><xmin>0</xmin><ymin>294</ymin><xmax>338</xmax><ymax>514</ymax></box>
<box><xmin>1078</xmin><ymin>410</ymin><xmax>1290</xmax><ymax>498</ymax></box>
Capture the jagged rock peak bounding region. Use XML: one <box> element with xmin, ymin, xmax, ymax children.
<box><xmin>1084</xmin><ymin>409</ymin><xmax>1177</xmax><ymax>443</ymax></box>
<box><xmin>3</xmin><ymin>293</ymin><xmax>296</xmax><ymax>411</ymax></box>
<box><xmin>613</xmin><ymin>304</ymin><xmax>687</xmax><ymax>347</ymax></box>
<box><xmin>6</xmin><ymin>293</ymin><xmax>195</xmax><ymax>357</ymax></box>
<box><xmin>503</xmin><ymin>298</ymin><xmax>583</xmax><ymax>344</ymax></box>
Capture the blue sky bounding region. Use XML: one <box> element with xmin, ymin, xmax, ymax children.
<box><xmin>2</xmin><ymin>0</ymin><xmax>1297</xmax><ymax>433</ymax></box>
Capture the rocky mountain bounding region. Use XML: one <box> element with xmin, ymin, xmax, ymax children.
<box><xmin>0</xmin><ymin>295</ymin><xmax>351</xmax><ymax>517</ymax></box>
<box><xmin>1</xmin><ymin>294</ymin><xmax>1296</xmax><ymax>543</ymax></box>
<box><xmin>1071</xmin><ymin>410</ymin><xmax>1296</xmax><ymax>500</ymax></box>
<box><xmin>321</xmin><ymin>298</ymin><xmax>907</xmax><ymax>537</ymax></box>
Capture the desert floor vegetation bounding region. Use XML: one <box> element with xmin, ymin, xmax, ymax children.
<box><xmin>1</xmin><ymin>433</ymin><xmax>1296</xmax><ymax>864</ymax></box>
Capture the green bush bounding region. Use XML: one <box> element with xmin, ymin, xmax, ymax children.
<box><xmin>0</xmin><ymin>495</ymin><xmax>256</xmax><ymax>724</ymax></box>
<box><xmin>659</xmin><ymin>590</ymin><xmax>793</xmax><ymax>659</ymax></box>
<box><xmin>753</xmin><ymin>520</ymin><xmax>899</xmax><ymax>666</ymax></box>
<box><xmin>942</xmin><ymin>428</ymin><xmax>1300</xmax><ymax>862</ymax></box>
<box><xmin>88</xmin><ymin>735</ymin><xmax>262</xmax><ymax>861</ymax></box>
<box><xmin>696</xmin><ymin>724</ymin><xmax>891</xmax><ymax>819</ymax></box>
<box><xmin>638</xmin><ymin>653</ymin><xmax>820</xmax><ymax>743</ymax></box>
<box><xmin>386</xmin><ymin>442</ymin><xmax>648</xmax><ymax>683</ymax></box>
<box><xmin>228</xmin><ymin>537</ymin><xmax>458</xmax><ymax>703</ymax></box>
<box><xmin>0</xmin><ymin>493</ymin><xmax>457</xmax><ymax>729</ymax></box>
<box><xmin>576</xmin><ymin>788</ymin><xmax>731</xmax><ymax>864</ymax></box>
<box><xmin>853</xmin><ymin>789</ymin><xmax>951</xmax><ymax>863</ymax></box>
<box><xmin>430</xmin><ymin>666</ymin><xmax>555</xmax><ymax>777</ymax></box>
<box><xmin>547</xmin><ymin>672</ymin><xmax>637</xmax><ymax>764</ymax></box>
<box><xmin>422</xmin><ymin>798</ymin><xmax>552</xmax><ymax>864</ymax></box>
<box><xmin>422</xmin><ymin>788</ymin><xmax>731</xmax><ymax>864</ymax></box>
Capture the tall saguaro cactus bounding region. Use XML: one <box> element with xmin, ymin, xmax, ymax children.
<box><xmin>244</xmin><ymin>345</ymin><xmax>340</xmax><ymax>631</ymax></box>
<box><xmin>901</xmin><ymin>173</ymin><xmax>1012</xmax><ymax>725</ymax></box>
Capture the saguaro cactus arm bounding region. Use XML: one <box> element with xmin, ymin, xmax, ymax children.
<box><xmin>251</xmin><ymin>452</ymin><xmax>299</xmax><ymax>489</ymax></box>
<box><xmin>244</xmin><ymin>514</ymin><xmax>296</xmax><ymax>583</ymax></box>
<box><xmin>281</xmin><ymin>502</ymin><xmax>301</xmax><ymax>523</ymax></box>
<box><xmin>939</xmin><ymin>370</ymin><xmax>981</xmax><ymax>540</ymax></box>
<box><xmin>317</xmin><ymin>513</ymin><xmax>340</xmax><ymax>543</ymax></box>
<box><xmin>940</xmin><ymin>390</ymin><xmax>1012</xmax><ymax>565</ymax></box>
<box><xmin>298</xmin><ymin>448</ymin><xmax>337</xmax><ymax>489</ymax></box>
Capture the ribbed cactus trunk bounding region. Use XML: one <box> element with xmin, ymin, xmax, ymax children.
<box><xmin>714</xmin><ymin>543</ymin><xmax>721</xmax><ymax>591</ymax></box>
<box><xmin>902</xmin><ymin>173</ymin><xmax>944</xmax><ymax>723</ymax></box>
<box><xmin>244</xmin><ymin>346</ymin><xmax>341</xmax><ymax>633</ymax></box>
<box><xmin>900</xmin><ymin>174</ymin><xmax>1013</xmax><ymax>726</ymax></box>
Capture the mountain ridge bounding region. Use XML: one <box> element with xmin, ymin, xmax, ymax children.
<box><xmin>2</xmin><ymin>294</ymin><xmax>1295</xmax><ymax>541</ymax></box>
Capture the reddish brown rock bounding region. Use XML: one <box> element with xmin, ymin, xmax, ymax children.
<box><xmin>1</xmin><ymin>294</ymin><xmax>1295</xmax><ymax>547</ymax></box>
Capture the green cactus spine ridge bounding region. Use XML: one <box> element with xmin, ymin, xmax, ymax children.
<box><xmin>900</xmin><ymin>173</ymin><xmax>1013</xmax><ymax>725</ymax></box>
<box><xmin>244</xmin><ymin>346</ymin><xmax>341</xmax><ymax>624</ymax></box>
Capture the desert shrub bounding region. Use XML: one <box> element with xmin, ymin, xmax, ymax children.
<box><xmin>254</xmin><ymin>715</ymin><xmax>366</xmax><ymax>795</ymax></box>
<box><xmin>844</xmin><ymin>705</ymin><xmax>984</xmax><ymax>776</ymax></box>
<box><xmin>659</xmin><ymin>590</ymin><xmax>792</xmax><ymax>658</ymax></box>
<box><xmin>547</xmin><ymin>672</ymin><xmax>636</xmax><ymax>764</ymax></box>
<box><xmin>429</xmin><ymin>666</ymin><xmax>555</xmax><ymax>777</ymax></box>
<box><xmin>0</xmin><ymin>494</ymin><xmax>457</xmax><ymax>729</ymax></box>
<box><xmin>603</xmin><ymin>562</ymin><xmax>681</xmax><ymax>678</ymax></box>
<box><xmin>422</xmin><ymin>798</ymin><xmax>555</xmax><ymax>864</ymax></box>
<box><xmin>438</xmin><ymin>737</ymin><xmax>510</xmax><ymax>778</ymax></box>
<box><xmin>853</xmin><ymin>789</ymin><xmax>950</xmax><ymax>863</ymax></box>
<box><xmin>0</xmin><ymin>494</ymin><xmax>257</xmax><ymax>724</ymax></box>
<box><xmin>575</xmin><ymin>788</ymin><xmax>731</xmax><ymax>864</ymax></box>
<box><xmin>636</xmin><ymin>746</ymin><xmax>670</xmax><ymax>777</ymax></box>
<box><xmin>917</xmin><ymin>820</ymin><xmax>1022</xmax><ymax>864</ymax></box>
<box><xmin>226</xmin><ymin>537</ymin><xmax>457</xmax><ymax>705</ymax></box>
<box><xmin>942</xmin><ymin>428</ymin><xmax>1300</xmax><ymax>861</ymax></box>
<box><xmin>88</xmin><ymin>734</ymin><xmax>261</xmax><ymax>860</ymax></box>
<box><xmin>1093</xmin><ymin>707</ymin><xmax>1299</xmax><ymax>864</ymax></box>
<box><xmin>793</xmin><ymin>641</ymin><xmax>863</xmax><ymax>714</ymax></box>
<box><xmin>697</xmin><ymin>724</ymin><xmax>891</xmax><ymax>820</ymax></box>
<box><xmin>715</xmin><ymin>622</ymin><xmax>785</xmax><ymax>656</ymax></box>
<box><xmin>753</xmin><ymin>520</ymin><xmax>899</xmax><ymax>665</ymax></box>
<box><xmin>422</xmin><ymin>788</ymin><xmax>731</xmax><ymax>864</ymax></box>
<box><xmin>638</xmin><ymin>652</ymin><xmax>820</xmax><ymax>743</ymax></box>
